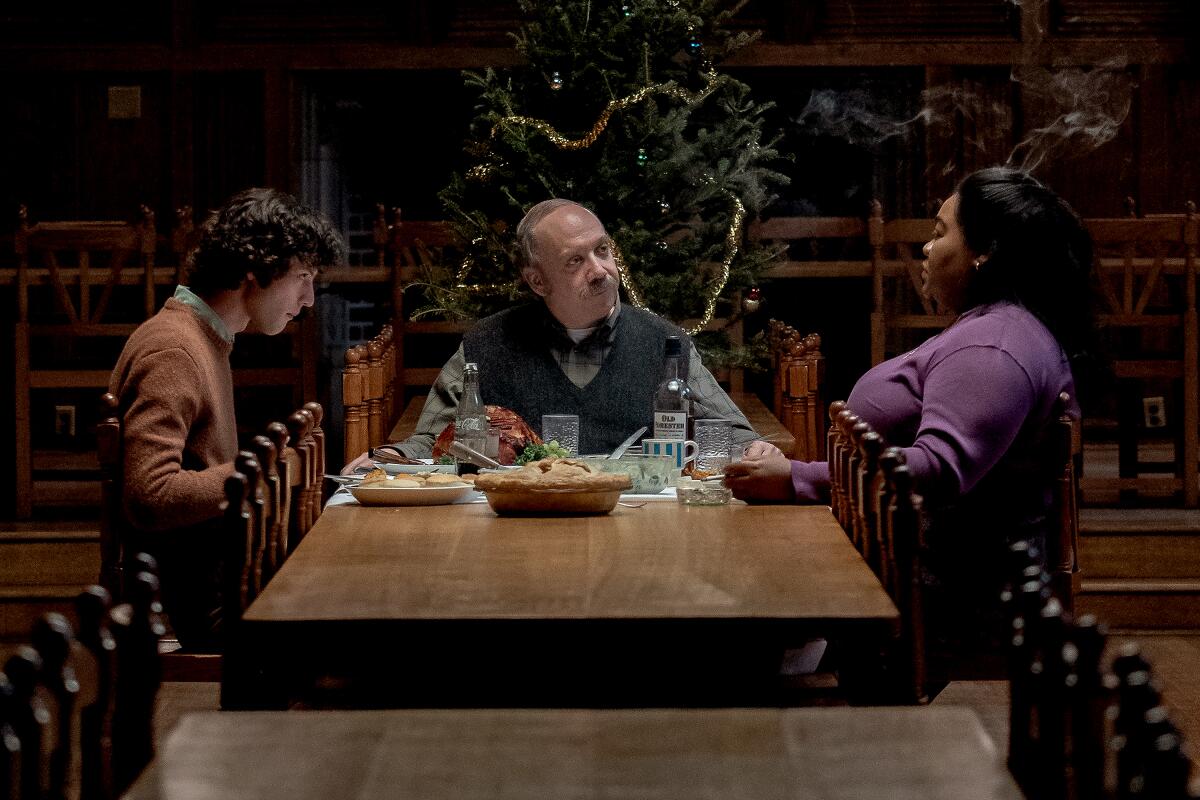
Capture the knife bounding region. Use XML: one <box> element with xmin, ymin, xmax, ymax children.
<box><xmin>448</xmin><ymin>440</ymin><xmax>505</xmax><ymax>470</ymax></box>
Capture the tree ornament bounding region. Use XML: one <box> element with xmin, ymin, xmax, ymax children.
<box><xmin>655</xmin><ymin>240</ymin><xmax>668</xmax><ymax>250</ymax></box>
<box><xmin>549</xmin><ymin>71</ymin><xmax>564</xmax><ymax>91</ymax></box>
<box><xmin>687</xmin><ymin>36</ymin><xmax>702</xmax><ymax>56</ymax></box>
<box><xmin>621</xmin><ymin>3</ymin><xmax>631</xmax><ymax>17</ymax></box>
<box><xmin>636</xmin><ymin>148</ymin><xmax>648</xmax><ymax>167</ymax></box>
<box><xmin>742</xmin><ymin>287</ymin><xmax>762</xmax><ymax>313</ymax></box>
<box><xmin>659</xmin><ymin>198</ymin><xmax>670</xmax><ymax>215</ymax></box>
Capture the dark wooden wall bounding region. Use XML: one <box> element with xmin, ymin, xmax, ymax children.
<box><xmin>0</xmin><ymin>0</ymin><xmax>1196</xmax><ymax>467</ymax></box>
<box><xmin>1</xmin><ymin>0</ymin><xmax>1195</xmax><ymax>229</ymax></box>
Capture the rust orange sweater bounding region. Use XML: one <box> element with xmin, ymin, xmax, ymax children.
<box><xmin>109</xmin><ymin>297</ymin><xmax>237</xmax><ymax>532</ymax></box>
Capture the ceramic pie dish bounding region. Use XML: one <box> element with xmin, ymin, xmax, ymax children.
<box><xmin>479</xmin><ymin>486</ymin><xmax>626</xmax><ymax>515</ymax></box>
<box><xmin>474</xmin><ymin>457</ymin><xmax>631</xmax><ymax>515</ymax></box>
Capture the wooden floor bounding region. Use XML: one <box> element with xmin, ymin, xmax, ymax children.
<box><xmin>931</xmin><ymin>634</ymin><xmax>1200</xmax><ymax>752</ymax></box>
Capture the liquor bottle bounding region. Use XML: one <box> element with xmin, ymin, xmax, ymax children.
<box><xmin>653</xmin><ymin>336</ymin><xmax>691</xmax><ymax>440</ymax></box>
<box><xmin>455</xmin><ymin>362</ymin><xmax>488</xmax><ymax>460</ymax></box>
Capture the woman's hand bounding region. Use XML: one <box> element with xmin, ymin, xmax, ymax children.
<box><xmin>741</xmin><ymin>439</ymin><xmax>784</xmax><ymax>461</ymax></box>
<box><xmin>723</xmin><ymin>443</ymin><xmax>796</xmax><ymax>503</ymax></box>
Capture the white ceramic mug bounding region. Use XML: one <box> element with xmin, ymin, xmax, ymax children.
<box><xmin>642</xmin><ymin>438</ymin><xmax>698</xmax><ymax>470</ymax></box>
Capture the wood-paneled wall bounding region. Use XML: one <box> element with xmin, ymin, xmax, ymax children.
<box><xmin>0</xmin><ymin>3</ymin><xmax>1191</xmax><ymax>414</ymax></box>
<box><xmin>0</xmin><ymin>1</ymin><xmax>1192</xmax><ymax>229</ymax></box>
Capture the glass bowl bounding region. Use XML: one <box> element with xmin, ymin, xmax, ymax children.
<box><xmin>675</xmin><ymin>477</ymin><xmax>732</xmax><ymax>506</ymax></box>
<box><xmin>580</xmin><ymin>453</ymin><xmax>676</xmax><ymax>495</ymax></box>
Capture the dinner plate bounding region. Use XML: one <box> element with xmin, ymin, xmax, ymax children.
<box><xmin>349</xmin><ymin>483</ymin><xmax>475</xmax><ymax>507</ymax></box>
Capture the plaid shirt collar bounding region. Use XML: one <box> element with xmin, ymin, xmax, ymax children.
<box><xmin>539</xmin><ymin>299</ymin><xmax>622</xmax><ymax>355</ymax></box>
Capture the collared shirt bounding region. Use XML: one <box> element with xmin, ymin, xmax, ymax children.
<box><xmin>172</xmin><ymin>285</ymin><xmax>234</xmax><ymax>344</ymax></box>
<box><xmin>393</xmin><ymin>301</ymin><xmax>758</xmax><ymax>458</ymax></box>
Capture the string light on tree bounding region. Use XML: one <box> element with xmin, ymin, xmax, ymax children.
<box><xmin>636</xmin><ymin>148</ymin><xmax>648</xmax><ymax>167</ymax></box>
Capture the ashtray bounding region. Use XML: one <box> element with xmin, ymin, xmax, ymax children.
<box><xmin>675</xmin><ymin>477</ymin><xmax>732</xmax><ymax>506</ymax></box>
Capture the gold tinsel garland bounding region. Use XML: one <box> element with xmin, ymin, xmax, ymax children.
<box><xmin>455</xmin><ymin>68</ymin><xmax>745</xmax><ymax>332</ymax></box>
<box><xmin>614</xmin><ymin>191</ymin><xmax>744</xmax><ymax>335</ymax></box>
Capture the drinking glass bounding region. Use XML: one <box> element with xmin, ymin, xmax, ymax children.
<box><xmin>541</xmin><ymin>414</ymin><xmax>580</xmax><ymax>456</ymax></box>
<box><xmin>694</xmin><ymin>418</ymin><xmax>733</xmax><ymax>473</ymax></box>
<box><xmin>484</xmin><ymin>427</ymin><xmax>502</xmax><ymax>461</ymax></box>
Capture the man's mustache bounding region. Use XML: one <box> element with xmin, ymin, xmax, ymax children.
<box><xmin>584</xmin><ymin>274</ymin><xmax>617</xmax><ymax>296</ymax></box>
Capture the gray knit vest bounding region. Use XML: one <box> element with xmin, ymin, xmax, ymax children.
<box><xmin>463</xmin><ymin>303</ymin><xmax>689</xmax><ymax>454</ymax></box>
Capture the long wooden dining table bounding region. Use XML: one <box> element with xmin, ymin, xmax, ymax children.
<box><xmin>224</xmin><ymin>500</ymin><xmax>899</xmax><ymax>709</ymax></box>
<box><xmin>125</xmin><ymin>707</ymin><xmax>1021</xmax><ymax>799</ymax></box>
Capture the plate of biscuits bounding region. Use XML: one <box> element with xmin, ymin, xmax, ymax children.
<box><xmin>348</xmin><ymin>468</ymin><xmax>476</xmax><ymax>507</ymax></box>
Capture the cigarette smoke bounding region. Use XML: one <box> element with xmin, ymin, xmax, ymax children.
<box><xmin>791</xmin><ymin>59</ymin><xmax>1132</xmax><ymax>179</ymax></box>
<box><xmin>1006</xmin><ymin>59</ymin><xmax>1133</xmax><ymax>173</ymax></box>
<box><xmin>793</xmin><ymin>88</ymin><xmax>918</xmax><ymax>151</ymax></box>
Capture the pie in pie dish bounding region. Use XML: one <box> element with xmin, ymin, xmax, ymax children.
<box><xmin>474</xmin><ymin>458</ymin><xmax>631</xmax><ymax>514</ymax></box>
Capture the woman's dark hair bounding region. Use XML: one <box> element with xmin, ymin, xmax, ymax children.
<box><xmin>956</xmin><ymin>167</ymin><xmax>1099</xmax><ymax>382</ymax></box>
<box><xmin>187</xmin><ymin>187</ymin><xmax>345</xmax><ymax>295</ymax></box>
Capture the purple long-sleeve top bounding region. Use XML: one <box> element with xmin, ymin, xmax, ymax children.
<box><xmin>792</xmin><ymin>301</ymin><xmax>1076</xmax><ymax>525</ymax></box>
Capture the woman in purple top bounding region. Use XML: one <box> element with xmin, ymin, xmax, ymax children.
<box><xmin>726</xmin><ymin>167</ymin><xmax>1096</xmax><ymax>667</ymax></box>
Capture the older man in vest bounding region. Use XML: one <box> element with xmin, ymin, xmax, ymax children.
<box><xmin>389</xmin><ymin>199</ymin><xmax>757</xmax><ymax>458</ymax></box>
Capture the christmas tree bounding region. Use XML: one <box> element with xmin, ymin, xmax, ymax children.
<box><xmin>420</xmin><ymin>0</ymin><xmax>787</xmax><ymax>365</ymax></box>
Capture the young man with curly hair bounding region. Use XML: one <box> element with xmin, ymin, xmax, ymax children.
<box><xmin>109</xmin><ymin>187</ymin><xmax>344</xmax><ymax>651</ymax></box>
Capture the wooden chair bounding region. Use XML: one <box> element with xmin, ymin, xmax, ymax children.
<box><xmin>342</xmin><ymin>327</ymin><xmax>399</xmax><ymax>467</ymax></box>
<box><xmin>378</xmin><ymin>325</ymin><xmax>397</xmax><ymax>427</ymax></box>
<box><xmin>250</xmin><ymin>434</ymin><xmax>284</xmax><ymax>586</ymax></box>
<box><xmin>749</xmin><ymin>214</ymin><xmax>871</xmax><ymax>279</ymax></box>
<box><xmin>868</xmin><ymin>202</ymin><xmax>950</xmax><ymax>365</ymax></box>
<box><xmin>0</xmin><ymin>670</ymin><xmax>19</xmax><ymax>800</ymax></box>
<box><xmin>1082</xmin><ymin>207</ymin><xmax>1199</xmax><ymax>507</ymax></box>
<box><xmin>97</xmin><ymin>393</ymin><xmax>127</xmax><ymax>597</ymax></box>
<box><xmin>0</xmin><ymin>565</ymin><xmax>164</xmax><ymax>800</ymax></box>
<box><xmin>342</xmin><ymin>344</ymin><xmax>369</xmax><ymax>466</ymax></box>
<box><xmin>4</xmin><ymin>645</ymin><xmax>50</xmax><ymax>800</ymax></box>
<box><xmin>885</xmin><ymin>464</ymin><xmax>928</xmax><ymax>705</ymax></box>
<box><xmin>385</xmin><ymin>210</ymin><xmax>462</xmax><ymax>403</ymax></box>
<box><xmin>285</xmin><ymin>405</ymin><xmax>324</xmax><ymax>549</ymax></box>
<box><xmin>781</xmin><ymin>334</ymin><xmax>826</xmax><ymax>462</ymax></box>
<box><xmin>826</xmin><ymin>405</ymin><xmax>928</xmax><ymax>704</ymax></box>
<box><xmin>775</xmin><ymin>330</ymin><xmax>802</xmax><ymax>435</ymax></box>
<box><xmin>220</xmin><ymin>473</ymin><xmax>254</xmax><ymax>629</ymax></box>
<box><xmin>95</xmin><ymin>392</ymin><xmax>305</xmax><ymax>680</ymax></box>
<box><xmin>1047</xmin><ymin>392</ymin><xmax>1082</xmax><ymax>614</ymax></box>
<box><xmin>14</xmin><ymin>205</ymin><xmax>158</xmax><ymax>518</ymax></box>
<box><xmin>75</xmin><ymin>586</ymin><xmax>118</xmax><ymax>800</ymax></box>
<box><xmin>825</xmin><ymin>401</ymin><xmax>848</xmax><ymax>526</ymax></box>
<box><xmin>766</xmin><ymin>320</ymin><xmax>797</xmax><ymax>419</ymax></box>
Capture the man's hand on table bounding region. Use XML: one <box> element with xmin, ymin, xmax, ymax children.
<box><xmin>342</xmin><ymin>451</ymin><xmax>372</xmax><ymax>475</ymax></box>
<box><xmin>723</xmin><ymin>440</ymin><xmax>796</xmax><ymax>503</ymax></box>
